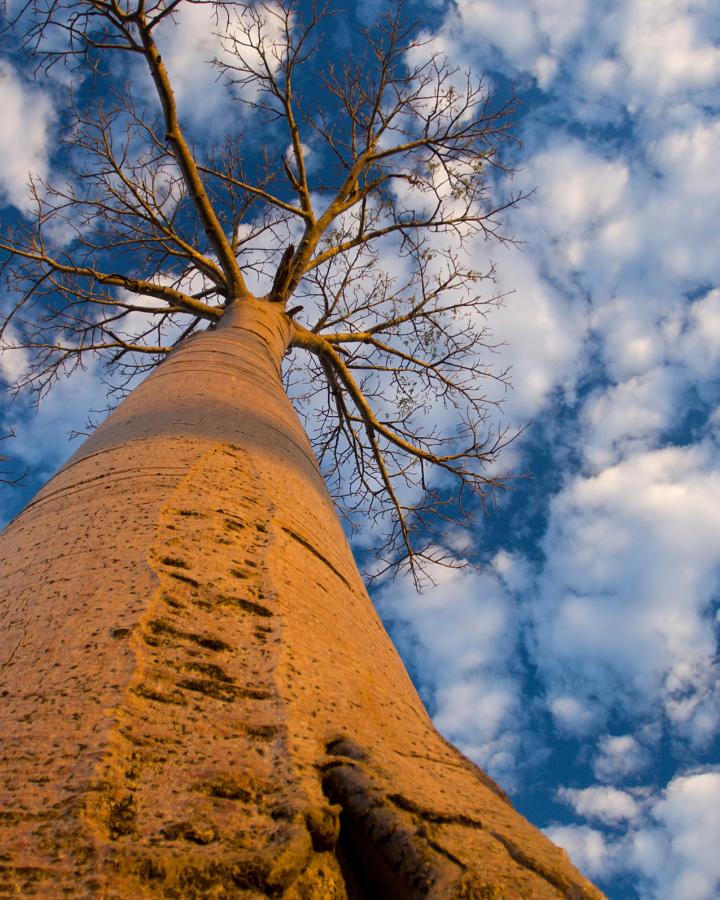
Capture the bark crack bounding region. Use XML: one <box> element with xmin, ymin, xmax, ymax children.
<box><xmin>281</xmin><ymin>525</ymin><xmax>353</xmax><ymax>589</ymax></box>
<box><xmin>491</xmin><ymin>830</ymin><xmax>590</xmax><ymax>899</ymax></box>
<box><xmin>387</xmin><ymin>792</ymin><xmax>485</xmax><ymax>829</ymax></box>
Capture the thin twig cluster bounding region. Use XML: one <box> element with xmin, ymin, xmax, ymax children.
<box><xmin>0</xmin><ymin>0</ymin><xmax>525</xmax><ymax>579</ymax></box>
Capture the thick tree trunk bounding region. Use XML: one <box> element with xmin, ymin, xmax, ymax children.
<box><xmin>0</xmin><ymin>299</ymin><xmax>602</xmax><ymax>898</ymax></box>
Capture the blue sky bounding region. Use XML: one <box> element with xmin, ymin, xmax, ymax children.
<box><xmin>1</xmin><ymin>2</ymin><xmax>719</xmax><ymax>897</ymax></box>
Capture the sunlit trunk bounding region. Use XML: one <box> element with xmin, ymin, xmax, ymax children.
<box><xmin>0</xmin><ymin>298</ymin><xmax>601</xmax><ymax>897</ymax></box>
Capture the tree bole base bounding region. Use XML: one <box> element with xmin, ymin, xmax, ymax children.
<box><xmin>0</xmin><ymin>312</ymin><xmax>602</xmax><ymax>898</ymax></box>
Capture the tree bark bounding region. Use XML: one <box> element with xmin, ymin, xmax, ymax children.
<box><xmin>0</xmin><ymin>298</ymin><xmax>602</xmax><ymax>898</ymax></box>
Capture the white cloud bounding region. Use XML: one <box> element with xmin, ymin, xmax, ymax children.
<box><xmin>155</xmin><ymin>2</ymin><xmax>287</xmax><ymax>127</ymax></box>
<box><xmin>2</xmin><ymin>361</ymin><xmax>110</xmax><ymax>480</ymax></box>
<box><xmin>593</xmin><ymin>734</ymin><xmax>648</xmax><ymax>783</ymax></box>
<box><xmin>530</xmin><ymin>442</ymin><xmax>720</xmax><ymax>743</ymax></box>
<box><xmin>682</xmin><ymin>289</ymin><xmax>720</xmax><ymax>381</ymax></box>
<box><xmin>521</xmin><ymin>141</ymin><xmax>629</xmax><ymax>239</ymax></box>
<box><xmin>634</xmin><ymin>770</ymin><xmax>720</xmax><ymax>900</ymax></box>
<box><xmin>543</xmin><ymin>824</ymin><xmax>615</xmax><ymax>880</ymax></box>
<box><xmin>0</xmin><ymin>326</ymin><xmax>30</xmax><ymax>385</ymax></box>
<box><xmin>454</xmin><ymin>2</ymin><xmax>539</xmax><ymax>66</ymax></box>
<box><xmin>375</xmin><ymin>558</ymin><xmax>523</xmax><ymax>785</ymax></box>
<box><xmin>580</xmin><ymin>367</ymin><xmax>684</xmax><ymax>471</ymax></box>
<box><xmin>436</xmin><ymin>0</ymin><xmax>589</xmax><ymax>86</ymax></box>
<box><xmin>548</xmin><ymin>695</ymin><xmax>598</xmax><ymax>735</ymax></box>
<box><xmin>617</xmin><ymin>0</ymin><xmax>720</xmax><ymax>102</ymax></box>
<box><xmin>416</xmin><ymin>23</ymin><xmax>720</xmax><ymax>889</ymax></box>
<box><xmin>636</xmin><ymin>119</ymin><xmax>720</xmax><ymax>285</ymax></box>
<box><xmin>558</xmin><ymin>785</ymin><xmax>640</xmax><ymax>824</ymax></box>
<box><xmin>591</xmin><ymin>294</ymin><xmax>673</xmax><ymax>382</ymax></box>
<box><xmin>434</xmin><ymin>0</ymin><xmax>720</xmax><ymax>113</ymax></box>
<box><xmin>577</xmin><ymin>284</ymin><xmax>720</xmax><ymax>473</ymax></box>
<box><xmin>0</xmin><ymin>61</ymin><xmax>54</xmax><ymax>210</ymax></box>
<box><xmin>492</xmin><ymin>549</ymin><xmax>533</xmax><ymax>595</ymax></box>
<box><xmin>481</xmin><ymin>245</ymin><xmax>587</xmax><ymax>421</ymax></box>
<box><xmin>552</xmin><ymin>770</ymin><xmax>720</xmax><ymax>900</ymax></box>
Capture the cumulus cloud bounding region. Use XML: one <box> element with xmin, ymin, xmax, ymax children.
<box><xmin>477</xmin><ymin>243</ymin><xmax>587</xmax><ymax>422</ymax></box>
<box><xmin>634</xmin><ymin>770</ymin><xmax>720</xmax><ymax>900</ymax></box>
<box><xmin>432</xmin><ymin>0</ymin><xmax>720</xmax><ymax>114</ymax></box>
<box><xmin>558</xmin><ymin>785</ymin><xmax>640</xmax><ymax>825</ymax></box>
<box><xmin>530</xmin><ymin>442</ymin><xmax>720</xmax><ymax>744</ymax></box>
<box><xmin>580</xmin><ymin>367</ymin><xmax>684</xmax><ymax>471</ymax></box>
<box><xmin>680</xmin><ymin>289</ymin><xmax>720</xmax><ymax>388</ymax></box>
<box><xmin>552</xmin><ymin>770</ymin><xmax>720</xmax><ymax>900</ymax></box>
<box><xmin>154</xmin><ymin>2</ymin><xmax>288</xmax><ymax>128</ymax></box>
<box><xmin>1</xmin><ymin>360</ymin><xmax>110</xmax><ymax>483</ymax></box>
<box><xmin>0</xmin><ymin>326</ymin><xmax>30</xmax><ymax>385</ymax></box>
<box><xmin>432</xmin><ymin>19</ymin><xmax>720</xmax><ymax>873</ymax></box>
<box><xmin>635</xmin><ymin>118</ymin><xmax>720</xmax><ymax>286</ymax></box>
<box><xmin>615</xmin><ymin>0</ymin><xmax>720</xmax><ymax>105</ymax></box>
<box><xmin>543</xmin><ymin>823</ymin><xmax>616</xmax><ymax>881</ymax></box>
<box><xmin>519</xmin><ymin>141</ymin><xmax>629</xmax><ymax>242</ymax></box>
<box><xmin>375</xmin><ymin>556</ymin><xmax>523</xmax><ymax>785</ymax></box>
<box><xmin>0</xmin><ymin>61</ymin><xmax>54</xmax><ymax>210</ymax></box>
<box><xmin>592</xmin><ymin>733</ymin><xmax>649</xmax><ymax>783</ymax></box>
<box><xmin>547</xmin><ymin>695</ymin><xmax>598</xmax><ymax>736</ymax></box>
<box><xmin>431</xmin><ymin>0</ymin><xmax>590</xmax><ymax>88</ymax></box>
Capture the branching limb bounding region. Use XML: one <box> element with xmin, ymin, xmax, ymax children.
<box><xmin>0</xmin><ymin>241</ymin><xmax>222</xmax><ymax>322</ymax></box>
<box><xmin>134</xmin><ymin>13</ymin><xmax>246</xmax><ymax>293</ymax></box>
<box><xmin>2</xmin><ymin>0</ymin><xmax>523</xmax><ymax>573</ymax></box>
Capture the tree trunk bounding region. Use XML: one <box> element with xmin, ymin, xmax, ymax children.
<box><xmin>0</xmin><ymin>299</ymin><xmax>602</xmax><ymax>898</ymax></box>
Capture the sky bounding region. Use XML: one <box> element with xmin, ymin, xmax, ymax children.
<box><xmin>1</xmin><ymin>2</ymin><xmax>719</xmax><ymax>897</ymax></box>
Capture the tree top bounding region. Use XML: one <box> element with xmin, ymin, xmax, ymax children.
<box><xmin>0</xmin><ymin>0</ymin><xmax>524</xmax><ymax>579</ymax></box>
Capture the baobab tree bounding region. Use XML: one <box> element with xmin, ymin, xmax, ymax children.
<box><xmin>0</xmin><ymin>1</ymin><xmax>601</xmax><ymax>896</ymax></box>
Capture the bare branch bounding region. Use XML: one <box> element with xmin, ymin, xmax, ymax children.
<box><xmin>1</xmin><ymin>0</ymin><xmax>523</xmax><ymax>573</ymax></box>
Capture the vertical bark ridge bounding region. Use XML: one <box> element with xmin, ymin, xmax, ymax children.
<box><xmin>81</xmin><ymin>443</ymin><xmax>346</xmax><ymax>896</ymax></box>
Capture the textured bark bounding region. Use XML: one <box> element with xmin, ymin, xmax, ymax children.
<box><xmin>0</xmin><ymin>299</ymin><xmax>603</xmax><ymax>898</ymax></box>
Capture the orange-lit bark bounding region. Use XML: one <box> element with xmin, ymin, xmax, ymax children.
<box><xmin>0</xmin><ymin>298</ymin><xmax>602</xmax><ymax>897</ymax></box>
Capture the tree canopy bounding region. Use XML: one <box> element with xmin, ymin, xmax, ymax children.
<box><xmin>0</xmin><ymin>0</ymin><xmax>522</xmax><ymax>576</ymax></box>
